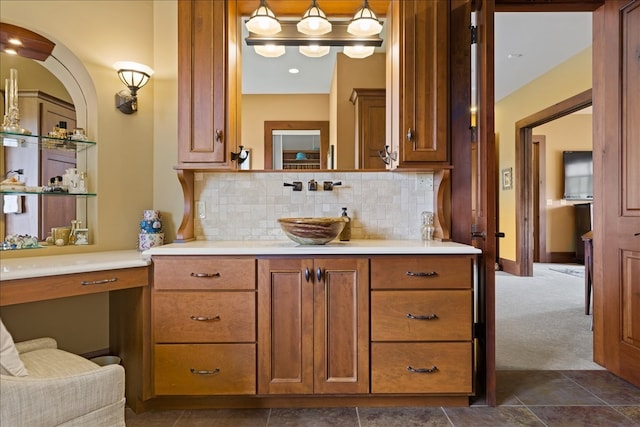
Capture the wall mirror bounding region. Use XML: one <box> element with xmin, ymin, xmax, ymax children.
<box><xmin>238</xmin><ymin>0</ymin><xmax>389</xmax><ymax>171</ymax></box>
<box><xmin>1</xmin><ymin>24</ymin><xmax>91</xmax><ymax>249</ymax></box>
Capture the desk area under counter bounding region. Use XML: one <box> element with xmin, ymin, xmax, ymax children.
<box><xmin>143</xmin><ymin>240</ymin><xmax>481</xmax><ymax>410</ymax></box>
<box><xmin>0</xmin><ymin>250</ymin><xmax>151</xmax><ymax>412</ymax></box>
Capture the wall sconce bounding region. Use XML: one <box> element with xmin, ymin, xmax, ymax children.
<box><xmin>231</xmin><ymin>145</ymin><xmax>249</xmax><ymax>165</ymax></box>
<box><xmin>114</xmin><ymin>61</ymin><xmax>154</xmax><ymax>114</ymax></box>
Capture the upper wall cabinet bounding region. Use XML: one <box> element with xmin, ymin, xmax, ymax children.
<box><xmin>177</xmin><ymin>0</ymin><xmax>239</xmax><ymax>169</ymax></box>
<box><xmin>388</xmin><ymin>0</ymin><xmax>450</xmax><ymax>168</ymax></box>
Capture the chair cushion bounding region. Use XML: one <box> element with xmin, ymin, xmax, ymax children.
<box><xmin>20</xmin><ymin>348</ymin><xmax>99</xmax><ymax>378</ymax></box>
<box><xmin>0</xmin><ymin>318</ymin><xmax>28</xmax><ymax>376</ymax></box>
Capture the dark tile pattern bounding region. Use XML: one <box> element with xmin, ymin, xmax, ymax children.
<box><xmin>125</xmin><ymin>370</ymin><xmax>640</xmax><ymax>426</ymax></box>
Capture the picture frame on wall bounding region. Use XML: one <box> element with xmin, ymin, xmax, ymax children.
<box><xmin>502</xmin><ymin>167</ymin><xmax>513</xmax><ymax>190</ymax></box>
<box><xmin>73</xmin><ymin>228</ymin><xmax>89</xmax><ymax>245</ymax></box>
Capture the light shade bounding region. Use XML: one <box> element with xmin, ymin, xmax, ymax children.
<box><xmin>297</xmin><ymin>0</ymin><xmax>332</xmax><ymax>36</ymax></box>
<box><xmin>343</xmin><ymin>45</ymin><xmax>375</xmax><ymax>58</ymax></box>
<box><xmin>254</xmin><ymin>44</ymin><xmax>286</xmax><ymax>58</ymax></box>
<box><xmin>113</xmin><ymin>61</ymin><xmax>154</xmax><ymax>114</ymax></box>
<box><xmin>299</xmin><ymin>44</ymin><xmax>330</xmax><ymax>58</ymax></box>
<box><xmin>114</xmin><ymin>61</ymin><xmax>154</xmax><ymax>95</ymax></box>
<box><xmin>245</xmin><ymin>0</ymin><xmax>281</xmax><ymax>36</ymax></box>
<box><xmin>347</xmin><ymin>1</ymin><xmax>383</xmax><ymax>36</ymax></box>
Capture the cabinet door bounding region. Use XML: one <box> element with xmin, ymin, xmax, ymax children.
<box><xmin>313</xmin><ymin>258</ymin><xmax>369</xmax><ymax>394</ymax></box>
<box><xmin>177</xmin><ymin>0</ymin><xmax>238</xmax><ymax>167</ymax></box>
<box><xmin>257</xmin><ymin>258</ymin><xmax>314</xmax><ymax>394</ymax></box>
<box><xmin>257</xmin><ymin>257</ymin><xmax>369</xmax><ymax>395</ymax></box>
<box><xmin>391</xmin><ymin>0</ymin><xmax>449</xmax><ymax>166</ymax></box>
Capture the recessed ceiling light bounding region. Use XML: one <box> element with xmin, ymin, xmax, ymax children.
<box><xmin>8</xmin><ymin>37</ymin><xmax>22</xmax><ymax>46</ymax></box>
<box><xmin>507</xmin><ymin>53</ymin><xmax>524</xmax><ymax>59</ymax></box>
<box><xmin>288</xmin><ymin>68</ymin><xmax>300</xmax><ymax>74</ymax></box>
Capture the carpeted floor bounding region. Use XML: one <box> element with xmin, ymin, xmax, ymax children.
<box><xmin>496</xmin><ymin>263</ymin><xmax>604</xmax><ymax>370</ymax></box>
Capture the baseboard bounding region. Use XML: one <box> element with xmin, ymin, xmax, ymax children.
<box><xmin>499</xmin><ymin>258</ymin><xmax>519</xmax><ymax>275</ymax></box>
<box><xmin>547</xmin><ymin>252</ymin><xmax>577</xmax><ymax>264</ymax></box>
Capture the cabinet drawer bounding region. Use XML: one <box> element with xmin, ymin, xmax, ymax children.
<box><xmin>371</xmin><ymin>342</ymin><xmax>472</xmax><ymax>394</ymax></box>
<box><xmin>153</xmin><ymin>292</ymin><xmax>255</xmax><ymax>343</ymax></box>
<box><xmin>370</xmin><ymin>256</ymin><xmax>473</xmax><ymax>289</ymax></box>
<box><xmin>153</xmin><ymin>256</ymin><xmax>255</xmax><ymax>290</ymax></box>
<box><xmin>371</xmin><ymin>290</ymin><xmax>472</xmax><ymax>341</ymax></box>
<box><xmin>154</xmin><ymin>344</ymin><xmax>255</xmax><ymax>395</ymax></box>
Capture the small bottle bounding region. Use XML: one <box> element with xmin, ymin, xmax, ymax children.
<box><xmin>421</xmin><ymin>211</ymin><xmax>435</xmax><ymax>241</ymax></box>
<box><xmin>339</xmin><ymin>207</ymin><xmax>351</xmax><ymax>241</ymax></box>
<box><xmin>68</xmin><ymin>220</ymin><xmax>77</xmax><ymax>245</ymax></box>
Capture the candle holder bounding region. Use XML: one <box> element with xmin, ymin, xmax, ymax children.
<box><xmin>1</xmin><ymin>68</ymin><xmax>31</xmax><ymax>135</ymax></box>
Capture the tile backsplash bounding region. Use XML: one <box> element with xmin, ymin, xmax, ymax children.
<box><xmin>194</xmin><ymin>171</ymin><xmax>435</xmax><ymax>241</ymax></box>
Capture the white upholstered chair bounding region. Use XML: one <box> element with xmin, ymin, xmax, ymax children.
<box><xmin>0</xmin><ymin>321</ymin><xmax>125</xmax><ymax>427</ymax></box>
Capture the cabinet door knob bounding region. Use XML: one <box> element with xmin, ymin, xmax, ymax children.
<box><xmin>215</xmin><ymin>129</ymin><xmax>223</xmax><ymax>142</ymax></box>
<box><xmin>316</xmin><ymin>267</ymin><xmax>322</xmax><ymax>282</ymax></box>
<box><xmin>406</xmin><ymin>128</ymin><xmax>414</xmax><ymax>142</ymax></box>
<box><xmin>305</xmin><ymin>267</ymin><xmax>310</xmax><ymax>282</ymax></box>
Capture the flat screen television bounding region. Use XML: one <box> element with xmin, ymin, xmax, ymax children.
<box><xmin>563</xmin><ymin>150</ymin><xmax>593</xmax><ymax>200</ymax></box>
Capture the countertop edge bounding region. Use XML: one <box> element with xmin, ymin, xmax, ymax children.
<box><xmin>1</xmin><ymin>250</ymin><xmax>150</xmax><ymax>281</ymax></box>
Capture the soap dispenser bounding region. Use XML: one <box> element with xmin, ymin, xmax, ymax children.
<box><xmin>339</xmin><ymin>207</ymin><xmax>351</xmax><ymax>241</ymax></box>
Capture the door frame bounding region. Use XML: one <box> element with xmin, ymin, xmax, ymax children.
<box><xmin>511</xmin><ymin>89</ymin><xmax>592</xmax><ymax>276</ymax></box>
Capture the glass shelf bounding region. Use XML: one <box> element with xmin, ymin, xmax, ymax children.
<box><xmin>0</xmin><ymin>190</ymin><xmax>96</xmax><ymax>196</ymax></box>
<box><xmin>1</xmin><ymin>131</ymin><xmax>96</xmax><ymax>152</ymax></box>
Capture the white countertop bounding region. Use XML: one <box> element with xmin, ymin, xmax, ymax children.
<box><xmin>143</xmin><ymin>239</ymin><xmax>482</xmax><ymax>256</ymax></box>
<box><xmin>0</xmin><ymin>250</ymin><xmax>150</xmax><ymax>281</ymax></box>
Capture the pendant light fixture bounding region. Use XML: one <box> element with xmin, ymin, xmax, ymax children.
<box><xmin>347</xmin><ymin>0</ymin><xmax>383</xmax><ymax>36</ymax></box>
<box><xmin>299</xmin><ymin>44</ymin><xmax>331</xmax><ymax>58</ymax></box>
<box><xmin>343</xmin><ymin>45</ymin><xmax>375</xmax><ymax>59</ymax></box>
<box><xmin>297</xmin><ymin>0</ymin><xmax>332</xmax><ymax>36</ymax></box>
<box><xmin>245</xmin><ymin>0</ymin><xmax>281</xmax><ymax>36</ymax></box>
<box><xmin>253</xmin><ymin>44</ymin><xmax>286</xmax><ymax>58</ymax></box>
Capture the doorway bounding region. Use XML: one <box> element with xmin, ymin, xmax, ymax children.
<box><xmin>514</xmin><ymin>89</ymin><xmax>592</xmax><ymax>276</ymax></box>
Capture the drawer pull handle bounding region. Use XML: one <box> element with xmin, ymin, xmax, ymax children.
<box><xmin>190</xmin><ymin>368</ymin><xmax>220</xmax><ymax>375</ymax></box>
<box><xmin>405</xmin><ymin>271</ymin><xmax>438</xmax><ymax>277</ymax></box>
<box><xmin>190</xmin><ymin>315</ymin><xmax>221</xmax><ymax>322</ymax></box>
<box><xmin>190</xmin><ymin>272</ymin><xmax>221</xmax><ymax>278</ymax></box>
<box><xmin>407</xmin><ymin>365</ymin><xmax>438</xmax><ymax>374</ymax></box>
<box><xmin>81</xmin><ymin>277</ymin><xmax>118</xmax><ymax>286</ymax></box>
<box><xmin>406</xmin><ymin>313</ymin><xmax>438</xmax><ymax>320</ymax></box>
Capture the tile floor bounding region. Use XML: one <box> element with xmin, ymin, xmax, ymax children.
<box><xmin>125</xmin><ymin>370</ymin><xmax>640</xmax><ymax>426</ymax></box>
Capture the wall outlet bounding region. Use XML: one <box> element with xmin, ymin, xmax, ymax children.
<box><xmin>196</xmin><ymin>201</ymin><xmax>206</xmax><ymax>219</ymax></box>
<box><xmin>416</xmin><ymin>173</ymin><xmax>434</xmax><ymax>191</ymax></box>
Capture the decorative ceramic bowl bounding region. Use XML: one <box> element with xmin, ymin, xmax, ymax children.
<box><xmin>278</xmin><ymin>217</ymin><xmax>347</xmax><ymax>245</ymax></box>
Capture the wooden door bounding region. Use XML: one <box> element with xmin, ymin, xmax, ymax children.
<box><xmin>257</xmin><ymin>258</ymin><xmax>314</xmax><ymax>394</ymax></box>
<box><xmin>177</xmin><ymin>0</ymin><xmax>238</xmax><ymax>167</ymax></box>
<box><xmin>350</xmin><ymin>89</ymin><xmax>386</xmax><ymax>169</ymax></box>
<box><xmin>474</xmin><ymin>0</ymin><xmax>497</xmax><ymax>407</ymax></box>
<box><xmin>592</xmin><ymin>0</ymin><xmax>640</xmax><ymax>387</ymax></box>
<box><xmin>313</xmin><ymin>258</ymin><xmax>369</xmax><ymax>394</ymax></box>
<box><xmin>390</xmin><ymin>0</ymin><xmax>449</xmax><ymax>167</ymax></box>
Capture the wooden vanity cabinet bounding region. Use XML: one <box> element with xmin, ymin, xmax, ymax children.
<box><xmin>257</xmin><ymin>257</ymin><xmax>369</xmax><ymax>395</ymax></box>
<box><xmin>177</xmin><ymin>0</ymin><xmax>239</xmax><ymax>168</ymax></box>
<box><xmin>151</xmin><ymin>256</ymin><xmax>256</xmax><ymax>396</ymax></box>
<box><xmin>388</xmin><ymin>0</ymin><xmax>450</xmax><ymax>167</ymax></box>
<box><xmin>370</xmin><ymin>255</ymin><xmax>474</xmax><ymax>395</ymax></box>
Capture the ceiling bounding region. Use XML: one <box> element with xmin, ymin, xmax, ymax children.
<box><xmin>242</xmin><ymin>11</ymin><xmax>592</xmax><ymax>102</ymax></box>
